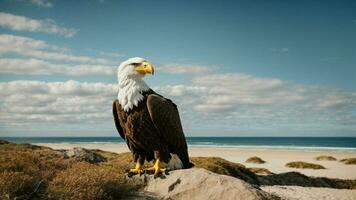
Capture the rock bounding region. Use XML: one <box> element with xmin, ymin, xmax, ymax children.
<box><xmin>142</xmin><ymin>168</ymin><xmax>277</xmax><ymax>200</ymax></box>
<box><xmin>62</xmin><ymin>147</ymin><xmax>107</xmax><ymax>163</ymax></box>
<box><xmin>0</xmin><ymin>140</ymin><xmax>10</xmax><ymax>144</ymax></box>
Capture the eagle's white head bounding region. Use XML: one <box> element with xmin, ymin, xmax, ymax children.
<box><xmin>117</xmin><ymin>57</ymin><xmax>154</xmax><ymax>112</ymax></box>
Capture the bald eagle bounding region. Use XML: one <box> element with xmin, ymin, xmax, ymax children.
<box><xmin>113</xmin><ymin>57</ymin><xmax>193</xmax><ymax>177</ymax></box>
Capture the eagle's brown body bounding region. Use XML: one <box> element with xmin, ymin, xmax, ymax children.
<box><xmin>113</xmin><ymin>89</ymin><xmax>193</xmax><ymax>168</ymax></box>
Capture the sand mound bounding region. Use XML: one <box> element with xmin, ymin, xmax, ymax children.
<box><xmin>285</xmin><ymin>161</ymin><xmax>325</xmax><ymax>169</ymax></box>
<box><xmin>340</xmin><ymin>158</ymin><xmax>356</xmax><ymax>165</ymax></box>
<box><xmin>315</xmin><ymin>155</ymin><xmax>337</xmax><ymax>161</ymax></box>
<box><xmin>246</xmin><ymin>156</ymin><xmax>266</xmax><ymax>164</ymax></box>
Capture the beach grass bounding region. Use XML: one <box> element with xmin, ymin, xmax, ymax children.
<box><xmin>47</xmin><ymin>162</ymin><xmax>142</xmax><ymax>200</ymax></box>
<box><xmin>191</xmin><ymin>157</ymin><xmax>259</xmax><ymax>184</ymax></box>
<box><xmin>315</xmin><ymin>155</ymin><xmax>337</xmax><ymax>161</ymax></box>
<box><xmin>340</xmin><ymin>158</ymin><xmax>356</xmax><ymax>165</ymax></box>
<box><xmin>245</xmin><ymin>156</ymin><xmax>266</xmax><ymax>164</ymax></box>
<box><xmin>285</xmin><ymin>161</ymin><xmax>326</xmax><ymax>169</ymax></box>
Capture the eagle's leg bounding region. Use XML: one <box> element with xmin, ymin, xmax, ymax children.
<box><xmin>145</xmin><ymin>158</ymin><xmax>166</xmax><ymax>178</ymax></box>
<box><xmin>144</xmin><ymin>151</ymin><xmax>167</xmax><ymax>178</ymax></box>
<box><xmin>128</xmin><ymin>155</ymin><xmax>144</xmax><ymax>176</ymax></box>
<box><xmin>129</xmin><ymin>161</ymin><xmax>143</xmax><ymax>174</ymax></box>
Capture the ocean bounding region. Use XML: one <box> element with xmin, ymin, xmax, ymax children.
<box><xmin>2</xmin><ymin>137</ymin><xmax>356</xmax><ymax>152</ymax></box>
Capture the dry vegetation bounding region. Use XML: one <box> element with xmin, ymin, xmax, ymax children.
<box><xmin>315</xmin><ymin>155</ymin><xmax>337</xmax><ymax>161</ymax></box>
<box><xmin>0</xmin><ymin>142</ymin><xmax>75</xmax><ymax>199</ymax></box>
<box><xmin>0</xmin><ymin>141</ymin><xmax>261</xmax><ymax>199</ymax></box>
<box><xmin>340</xmin><ymin>158</ymin><xmax>356</xmax><ymax>165</ymax></box>
<box><xmin>285</xmin><ymin>161</ymin><xmax>326</xmax><ymax>169</ymax></box>
<box><xmin>0</xmin><ymin>141</ymin><xmax>142</xmax><ymax>200</ymax></box>
<box><xmin>47</xmin><ymin>163</ymin><xmax>142</xmax><ymax>200</ymax></box>
<box><xmin>245</xmin><ymin>156</ymin><xmax>266</xmax><ymax>164</ymax></box>
<box><xmin>2</xmin><ymin>140</ymin><xmax>355</xmax><ymax>199</ymax></box>
<box><xmin>190</xmin><ymin>157</ymin><xmax>259</xmax><ymax>185</ymax></box>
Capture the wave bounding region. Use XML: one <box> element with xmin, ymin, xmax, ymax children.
<box><xmin>36</xmin><ymin>141</ymin><xmax>124</xmax><ymax>144</ymax></box>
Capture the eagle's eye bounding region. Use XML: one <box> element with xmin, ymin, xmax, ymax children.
<box><xmin>131</xmin><ymin>63</ymin><xmax>141</xmax><ymax>67</ymax></box>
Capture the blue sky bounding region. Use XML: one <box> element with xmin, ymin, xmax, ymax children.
<box><xmin>0</xmin><ymin>0</ymin><xmax>355</xmax><ymax>137</ymax></box>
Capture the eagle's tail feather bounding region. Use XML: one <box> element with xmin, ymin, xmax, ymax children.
<box><xmin>180</xmin><ymin>151</ymin><xmax>194</xmax><ymax>169</ymax></box>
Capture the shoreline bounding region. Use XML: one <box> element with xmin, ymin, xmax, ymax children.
<box><xmin>29</xmin><ymin>142</ymin><xmax>356</xmax><ymax>153</ymax></box>
<box><xmin>36</xmin><ymin>142</ymin><xmax>356</xmax><ymax>179</ymax></box>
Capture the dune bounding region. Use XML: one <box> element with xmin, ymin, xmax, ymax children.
<box><xmin>246</xmin><ymin>156</ymin><xmax>266</xmax><ymax>164</ymax></box>
<box><xmin>315</xmin><ymin>155</ymin><xmax>337</xmax><ymax>161</ymax></box>
<box><xmin>340</xmin><ymin>158</ymin><xmax>356</xmax><ymax>165</ymax></box>
<box><xmin>285</xmin><ymin>161</ymin><xmax>326</xmax><ymax>169</ymax></box>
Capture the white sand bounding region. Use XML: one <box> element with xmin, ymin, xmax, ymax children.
<box><xmin>261</xmin><ymin>186</ymin><xmax>356</xmax><ymax>200</ymax></box>
<box><xmin>37</xmin><ymin>143</ymin><xmax>356</xmax><ymax>179</ymax></box>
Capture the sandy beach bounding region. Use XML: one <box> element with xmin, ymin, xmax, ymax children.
<box><xmin>37</xmin><ymin>143</ymin><xmax>356</xmax><ymax>180</ymax></box>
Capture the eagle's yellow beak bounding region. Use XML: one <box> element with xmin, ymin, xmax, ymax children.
<box><xmin>135</xmin><ymin>62</ymin><xmax>154</xmax><ymax>75</ymax></box>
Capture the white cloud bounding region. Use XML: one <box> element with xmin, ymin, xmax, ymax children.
<box><xmin>0</xmin><ymin>12</ymin><xmax>77</xmax><ymax>37</ymax></box>
<box><xmin>157</xmin><ymin>63</ymin><xmax>215</xmax><ymax>74</ymax></box>
<box><xmin>0</xmin><ymin>34</ymin><xmax>113</xmax><ymax>64</ymax></box>
<box><xmin>0</xmin><ymin>58</ymin><xmax>115</xmax><ymax>76</ymax></box>
<box><xmin>155</xmin><ymin>73</ymin><xmax>356</xmax><ymax>127</ymax></box>
<box><xmin>0</xmin><ymin>80</ymin><xmax>117</xmax><ymax>124</ymax></box>
<box><xmin>0</xmin><ymin>73</ymin><xmax>354</xmax><ymax>132</ymax></box>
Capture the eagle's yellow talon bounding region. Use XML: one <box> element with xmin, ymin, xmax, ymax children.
<box><xmin>128</xmin><ymin>162</ymin><xmax>143</xmax><ymax>176</ymax></box>
<box><xmin>144</xmin><ymin>158</ymin><xmax>166</xmax><ymax>177</ymax></box>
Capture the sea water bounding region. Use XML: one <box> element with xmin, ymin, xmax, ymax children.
<box><xmin>2</xmin><ymin>137</ymin><xmax>356</xmax><ymax>152</ymax></box>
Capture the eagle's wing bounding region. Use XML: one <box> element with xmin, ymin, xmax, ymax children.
<box><xmin>146</xmin><ymin>94</ymin><xmax>193</xmax><ymax>168</ymax></box>
<box><xmin>112</xmin><ymin>100</ymin><xmax>125</xmax><ymax>140</ymax></box>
